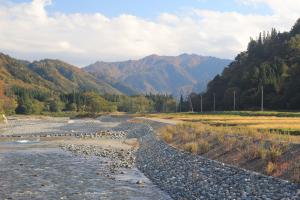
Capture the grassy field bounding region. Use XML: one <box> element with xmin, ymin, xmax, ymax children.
<box><xmin>138</xmin><ymin>111</ymin><xmax>300</xmax><ymax>182</ymax></box>
<box><xmin>141</xmin><ymin>111</ymin><xmax>300</xmax><ymax>136</ymax></box>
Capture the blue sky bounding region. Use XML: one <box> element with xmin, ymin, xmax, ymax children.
<box><xmin>1</xmin><ymin>0</ymin><xmax>299</xmax><ymax>66</ymax></box>
<box><xmin>11</xmin><ymin>0</ymin><xmax>271</xmax><ymax>18</ymax></box>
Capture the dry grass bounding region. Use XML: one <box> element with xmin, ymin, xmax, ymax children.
<box><xmin>183</xmin><ymin>142</ymin><xmax>199</xmax><ymax>154</ymax></box>
<box><xmin>161</xmin><ymin>131</ymin><xmax>173</xmax><ymax>143</ymax></box>
<box><xmin>266</xmin><ymin>162</ymin><xmax>277</xmax><ymax>175</ymax></box>
<box><xmin>145</xmin><ymin>112</ymin><xmax>300</xmax><ymax>139</ymax></box>
<box><xmin>148</xmin><ymin>114</ymin><xmax>300</xmax><ymax>144</ymax></box>
<box><xmin>198</xmin><ymin>140</ymin><xmax>210</xmax><ymax>154</ymax></box>
<box><xmin>159</xmin><ymin>122</ymin><xmax>291</xmax><ymax>151</ymax></box>
<box><xmin>158</xmin><ymin>121</ymin><xmax>300</xmax><ymax>182</ymax></box>
<box><xmin>160</xmin><ymin>122</ymin><xmax>295</xmax><ymax>144</ymax></box>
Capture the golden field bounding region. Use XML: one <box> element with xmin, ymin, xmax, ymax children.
<box><xmin>141</xmin><ymin>111</ymin><xmax>300</xmax><ymax>137</ymax></box>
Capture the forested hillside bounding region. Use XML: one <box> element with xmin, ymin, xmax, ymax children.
<box><xmin>0</xmin><ymin>53</ymin><xmax>121</xmax><ymax>95</ymax></box>
<box><xmin>0</xmin><ymin>53</ymin><xmax>177</xmax><ymax>115</ymax></box>
<box><xmin>186</xmin><ymin>18</ymin><xmax>300</xmax><ymax>111</ymax></box>
<box><xmin>0</xmin><ymin>53</ymin><xmax>118</xmax><ymax>114</ymax></box>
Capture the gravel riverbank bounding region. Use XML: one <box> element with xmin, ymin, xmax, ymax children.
<box><xmin>128</xmin><ymin>122</ymin><xmax>300</xmax><ymax>200</ymax></box>
<box><xmin>60</xmin><ymin>143</ymin><xmax>136</xmax><ymax>172</ymax></box>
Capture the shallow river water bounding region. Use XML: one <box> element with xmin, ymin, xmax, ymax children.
<box><xmin>0</xmin><ymin>117</ymin><xmax>171</xmax><ymax>200</ymax></box>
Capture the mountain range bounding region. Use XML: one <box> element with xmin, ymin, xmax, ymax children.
<box><xmin>0</xmin><ymin>53</ymin><xmax>120</xmax><ymax>94</ymax></box>
<box><xmin>84</xmin><ymin>54</ymin><xmax>231</xmax><ymax>96</ymax></box>
<box><xmin>0</xmin><ymin>53</ymin><xmax>231</xmax><ymax>96</ymax></box>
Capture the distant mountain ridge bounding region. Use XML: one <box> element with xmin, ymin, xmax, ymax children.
<box><xmin>84</xmin><ymin>54</ymin><xmax>231</xmax><ymax>96</ymax></box>
<box><xmin>0</xmin><ymin>53</ymin><xmax>121</xmax><ymax>94</ymax></box>
<box><xmin>0</xmin><ymin>53</ymin><xmax>231</xmax><ymax>97</ymax></box>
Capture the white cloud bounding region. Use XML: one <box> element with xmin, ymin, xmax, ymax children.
<box><xmin>0</xmin><ymin>0</ymin><xmax>299</xmax><ymax>66</ymax></box>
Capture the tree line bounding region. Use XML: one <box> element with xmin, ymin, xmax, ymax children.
<box><xmin>0</xmin><ymin>82</ymin><xmax>177</xmax><ymax>115</ymax></box>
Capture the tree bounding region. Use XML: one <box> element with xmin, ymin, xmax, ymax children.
<box><xmin>15</xmin><ymin>94</ymin><xmax>34</xmax><ymax>114</ymax></box>
<box><xmin>130</xmin><ymin>96</ymin><xmax>153</xmax><ymax>113</ymax></box>
<box><xmin>65</xmin><ymin>103</ymin><xmax>77</xmax><ymax>111</ymax></box>
<box><xmin>84</xmin><ymin>92</ymin><xmax>116</xmax><ymax>113</ymax></box>
<box><xmin>0</xmin><ymin>80</ymin><xmax>4</xmax><ymax>113</ymax></box>
<box><xmin>49</xmin><ymin>99</ymin><xmax>64</xmax><ymax>112</ymax></box>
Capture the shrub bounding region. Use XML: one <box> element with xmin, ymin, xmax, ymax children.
<box><xmin>32</xmin><ymin>100</ymin><xmax>44</xmax><ymax>114</ymax></box>
<box><xmin>2</xmin><ymin>98</ymin><xmax>17</xmax><ymax>115</ymax></box>
<box><xmin>65</xmin><ymin>103</ymin><xmax>77</xmax><ymax>111</ymax></box>
<box><xmin>212</xmin><ymin>134</ymin><xmax>225</xmax><ymax>144</ymax></box>
<box><xmin>49</xmin><ymin>99</ymin><xmax>64</xmax><ymax>112</ymax></box>
<box><xmin>198</xmin><ymin>140</ymin><xmax>210</xmax><ymax>154</ymax></box>
<box><xmin>16</xmin><ymin>100</ymin><xmax>34</xmax><ymax>114</ymax></box>
<box><xmin>258</xmin><ymin>146</ymin><xmax>268</xmax><ymax>160</ymax></box>
<box><xmin>267</xmin><ymin>144</ymin><xmax>283</xmax><ymax>162</ymax></box>
<box><xmin>243</xmin><ymin>144</ymin><xmax>260</xmax><ymax>160</ymax></box>
<box><xmin>184</xmin><ymin>142</ymin><xmax>198</xmax><ymax>154</ymax></box>
<box><xmin>266</xmin><ymin>162</ymin><xmax>277</xmax><ymax>175</ymax></box>
<box><xmin>224</xmin><ymin>137</ymin><xmax>237</xmax><ymax>151</ymax></box>
<box><xmin>162</xmin><ymin>131</ymin><xmax>173</xmax><ymax>143</ymax></box>
<box><xmin>84</xmin><ymin>92</ymin><xmax>117</xmax><ymax>113</ymax></box>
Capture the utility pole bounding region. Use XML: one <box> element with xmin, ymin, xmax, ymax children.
<box><xmin>261</xmin><ymin>85</ymin><xmax>264</xmax><ymax>112</ymax></box>
<box><xmin>213</xmin><ymin>93</ymin><xmax>216</xmax><ymax>112</ymax></box>
<box><xmin>179</xmin><ymin>92</ymin><xmax>183</xmax><ymax>113</ymax></box>
<box><xmin>179</xmin><ymin>96</ymin><xmax>182</xmax><ymax>113</ymax></box>
<box><xmin>165</xmin><ymin>99</ymin><xmax>168</xmax><ymax>113</ymax></box>
<box><xmin>179</xmin><ymin>102</ymin><xmax>181</xmax><ymax>113</ymax></box>
<box><xmin>189</xmin><ymin>95</ymin><xmax>194</xmax><ymax>113</ymax></box>
<box><xmin>233</xmin><ymin>90</ymin><xmax>236</xmax><ymax>111</ymax></box>
<box><xmin>200</xmin><ymin>95</ymin><xmax>203</xmax><ymax>113</ymax></box>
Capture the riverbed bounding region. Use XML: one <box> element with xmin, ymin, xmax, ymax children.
<box><xmin>0</xmin><ymin>116</ymin><xmax>171</xmax><ymax>200</ymax></box>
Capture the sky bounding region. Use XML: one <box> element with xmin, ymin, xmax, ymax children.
<box><xmin>0</xmin><ymin>0</ymin><xmax>299</xmax><ymax>66</ymax></box>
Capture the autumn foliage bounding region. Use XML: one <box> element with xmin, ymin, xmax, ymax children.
<box><xmin>0</xmin><ymin>80</ymin><xmax>17</xmax><ymax>114</ymax></box>
<box><xmin>0</xmin><ymin>80</ymin><xmax>4</xmax><ymax>97</ymax></box>
<box><xmin>0</xmin><ymin>80</ymin><xmax>4</xmax><ymax>112</ymax></box>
